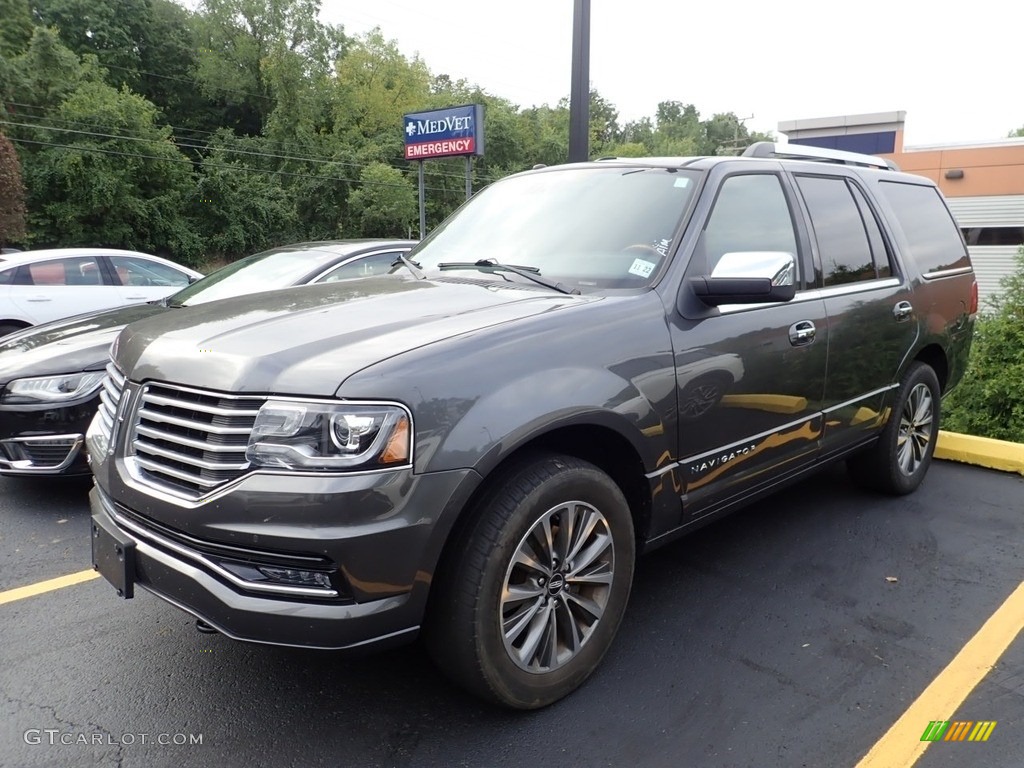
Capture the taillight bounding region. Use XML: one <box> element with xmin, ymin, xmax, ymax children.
<box><xmin>969</xmin><ymin>280</ymin><xmax>978</xmax><ymax>315</ymax></box>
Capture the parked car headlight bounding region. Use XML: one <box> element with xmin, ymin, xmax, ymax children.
<box><xmin>1</xmin><ymin>371</ymin><xmax>106</xmax><ymax>404</ymax></box>
<box><xmin>246</xmin><ymin>400</ymin><xmax>411</xmax><ymax>471</ymax></box>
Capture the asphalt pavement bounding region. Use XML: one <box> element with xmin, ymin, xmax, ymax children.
<box><xmin>1</xmin><ymin>460</ymin><xmax>1021</xmax><ymax>768</ymax></box>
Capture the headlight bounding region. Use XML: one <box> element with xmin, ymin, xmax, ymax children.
<box><xmin>1</xmin><ymin>371</ymin><xmax>106</xmax><ymax>404</ymax></box>
<box><xmin>245</xmin><ymin>400</ymin><xmax>411</xmax><ymax>471</ymax></box>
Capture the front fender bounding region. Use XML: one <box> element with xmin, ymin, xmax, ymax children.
<box><xmin>417</xmin><ymin>364</ymin><xmax>674</xmax><ymax>476</ymax></box>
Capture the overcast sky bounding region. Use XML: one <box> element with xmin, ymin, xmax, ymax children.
<box><xmin>328</xmin><ymin>0</ymin><xmax>1022</xmax><ymax>147</ymax></box>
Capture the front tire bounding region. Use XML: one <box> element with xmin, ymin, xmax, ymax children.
<box><xmin>425</xmin><ymin>452</ymin><xmax>635</xmax><ymax>709</ymax></box>
<box><xmin>847</xmin><ymin>362</ymin><xmax>941</xmax><ymax>495</ymax></box>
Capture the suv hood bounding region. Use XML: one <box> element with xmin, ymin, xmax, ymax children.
<box><xmin>116</xmin><ymin>277</ymin><xmax>595</xmax><ymax>395</ymax></box>
<box><xmin>0</xmin><ymin>304</ymin><xmax>165</xmax><ymax>385</ymax></box>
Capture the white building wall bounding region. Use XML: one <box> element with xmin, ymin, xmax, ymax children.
<box><xmin>945</xmin><ymin>195</ymin><xmax>1024</xmax><ymax>306</ymax></box>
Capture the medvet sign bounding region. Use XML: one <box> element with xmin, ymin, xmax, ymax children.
<box><xmin>404</xmin><ymin>104</ymin><xmax>485</xmax><ymax>160</ymax></box>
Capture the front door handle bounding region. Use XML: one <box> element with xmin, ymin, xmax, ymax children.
<box><xmin>25</xmin><ymin>296</ymin><xmax>52</xmax><ymax>302</ymax></box>
<box><xmin>893</xmin><ymin>301</ymin><xmax>913</xmax><ymax>321</ymax></box>
<box><xmin>789</xmin><ymin>320</ymin><xmax>816</xmax><ymax>346</ymax></box>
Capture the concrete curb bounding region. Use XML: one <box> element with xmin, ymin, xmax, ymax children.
<box><xmin>935</xmin><ymin>431</ymin><xmax>1024</xmax><ymax>476</ymax></box>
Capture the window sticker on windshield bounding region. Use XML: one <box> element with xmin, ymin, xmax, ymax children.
<box><xmin>628</xmin><ymin>258</ymin><xmax>656</xmax><ymax>278</ymax></box>
<box><xmin>652</xmin><ymin>238</ymin><xmax>671</xmax><ymax>256</ymax></box>
<box><xmin>674</xmin><ymin>178</ymin><xmax>691</xmax><ymax>188</ymax></box>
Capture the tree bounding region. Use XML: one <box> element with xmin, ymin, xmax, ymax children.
<box><xmin>331</xmin><ymin>29</ymin><xmax>431</xmax><ymax>153</ymax></box>
<box><xmin>1010</xmin><ymin>125</ymin><xmax>1024</xmax><ymax>138</ymax></box>
<box><xmin>29</xmin><ymin>0</ymin><xmax>153</xmax><ymax>89</ymax></box>
<box><xmin>194</xmin><ymin>0</ymin><xmax>345</xmax><ymax>135</ymax></box>
<box><xmin>190</xmin><ymin>130</ymin><xmax>298</xmax><ymax>258</ymax></box>
<box><xmin>0</xmin><ymin>0</ymin><xmax>33</xmax><ymax>58</ymax></box>
<box><xmin>22</xmin><ymin>80</ymin><xmax>200</xmax><ymax>259</ymax></box>
<box><xmin>0</xmin><ymin>133</ymin><xmax>28</xmax><ymax>246</ymax></box>
<box><xmin>346</xmin><ymin>162</ymin><xmax>416</xmax><ymax>238</ymax></box>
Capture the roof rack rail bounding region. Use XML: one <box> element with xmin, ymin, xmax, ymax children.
<box><xmin>742</xmin><ymin>141</ymin><xmax>899</xmax><ymax>171</ymax></box>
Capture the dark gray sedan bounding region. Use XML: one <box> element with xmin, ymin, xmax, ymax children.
<box><xmin>0</xmin><ymin>240</ymin><xmax>415</xmax><ymax>476</ymax></box>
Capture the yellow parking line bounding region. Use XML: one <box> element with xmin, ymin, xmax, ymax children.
<box><xmin>0</xmin><ymin>569</ymin><xmax>100</xmax><ymax>605</ymax></box>
<box><xmin>856</xmin><ymin>580</ymin><xmax>1024</xmax><ymax>767</ymax></box>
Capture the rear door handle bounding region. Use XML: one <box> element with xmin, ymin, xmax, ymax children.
<box><xmin>124</xmin><ymin>295</ymin><xmax>147</xmax><ymax>300</ymax></box>
<box><xmin>893</xmin><ymin>301</ymin><xmax>913</xmax><ymax>321</ymax></box>
<box><xmin>25</xmin><ymin>296</ymin><xmax>52</xmax><ymax>302</ymax></box>
<box><xmin>789</xmin><ymin>320</ymin><xmax>816</xmax><ymax>346</ymax></box>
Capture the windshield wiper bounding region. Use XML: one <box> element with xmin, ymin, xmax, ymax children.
<box><xmin>437</xmin><ymin>259</ymin><xmax>580</xmax><ymax>295</ymax></box>
<box><xmin>392</xmin><ymin>253</ymin><xmax>426</xmax><ymax>279</ymax></box>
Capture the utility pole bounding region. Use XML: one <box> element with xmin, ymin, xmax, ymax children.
<box><xmin>568</xmin><ymin>0</ymin><xmax>590</xmax><ymax>162</ymax></box>
<box><xmin>719</xmin><ymin>114</ymin><xmax>755</xmax><ymax>155</ymax></box>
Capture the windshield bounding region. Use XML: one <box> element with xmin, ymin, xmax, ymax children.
<box><xmin>412</xmin><ymin>165</ymin><xmax>701</xmax><ymax>289</ymax></box>
<box><xmin>167</xmin><ymin>246</ymin><xmax>341</xmax><ymax>307</ymax></box>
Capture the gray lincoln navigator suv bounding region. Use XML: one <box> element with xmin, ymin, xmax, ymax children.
<box><xmin>88</xmin><ymin>143</ymin><xmax>976</xmax><ymax>709</ymax></box>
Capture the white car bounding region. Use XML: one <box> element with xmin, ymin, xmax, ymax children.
<box><xmin>0</xmin><ymin>248</ymin><xmax>203</xmax><ymax>337</ymax></box>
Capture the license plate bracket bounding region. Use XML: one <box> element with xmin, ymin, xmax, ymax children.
<box><xmin>91</xmin><ymin>514</ymin><xmax>136</xmax><ymax>599</ymax></box>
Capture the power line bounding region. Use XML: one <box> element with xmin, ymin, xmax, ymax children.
<box><xmin>6</xmin><ymin>135</ymin><xmax>457</xmax><ymax>193</ymax></box>
<box><xmin>3</xmin><ymin>101</ymin><xmax>497</xmax><ymax>183</ymax></box>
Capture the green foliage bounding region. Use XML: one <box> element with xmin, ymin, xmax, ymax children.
<box><xmin>1010</xmin><ymin>125</ymin><xmax>1024</xmax><ymax>138</ymax></box>
<box><xmin>0</xmin><ymin>132</ymin><xmax>28</xmax><ymax>244</ymax></box>
<box><xmin>190</xmin><ymin>131</ymin><xmax>297</xmax><ymax>258</ymax></box>
<box><xmin>6</xmin><ymin>2</ymin><xmax>780</xmax><ymax>265</ymax></box>
<box><xmin>347</xmin><ymin>162</ymin><xmax>416</xmax><ymax>238</ymax></box>
<box><xmin>22</xmin><ymin>80</ymin><xmax>200</xmax><ymax>259</ymax></box>
<box><xmin>943</xmin><ymin>249</ymin><xmax>1024</xmax><ymax>443</ymax></box>
<box><xmin>0</xmin><ymin>0</ymin><xmax>33</xmax><ymax>57</ymax></box>
<box><xmin>29</xmin><ymin>0</ymin><xmax>152</xmax><ymax>88</ymax></box>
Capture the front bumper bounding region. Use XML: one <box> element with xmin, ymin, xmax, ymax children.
<box><xmin>0</xmin><ymin>395</ymin><xmax>98</xmax><ymax>476</ymax></box>
<box><xmin>0</xmin><ymin>433</ymin><xmax>85</xmax><ymax>473</ymax></box>
<box><xmin>89</xmin><ymin>463</ymin><xmax>476</xmax><ymax>651</ymax></box>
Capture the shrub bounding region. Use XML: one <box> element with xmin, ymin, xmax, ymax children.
<box><xmin>943</xmin><ymin>247</ymin><xmax>1024</xmax><ymax>443</ymax></box>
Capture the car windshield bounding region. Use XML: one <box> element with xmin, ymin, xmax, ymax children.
<box><xmin>167</xmin><ymin>246</ymin><xmax>341</xmax><ymax>307</ymax></box>
<box><xmin>412</xmin><ymin>165</ymin><xmax>701</xmax><ymax>289</ymax></box>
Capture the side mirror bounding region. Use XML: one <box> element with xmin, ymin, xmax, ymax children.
<box><xmin>690</xmin><ymin>251</ymin><xmax>796</xmax><ymax>306</ymax></box>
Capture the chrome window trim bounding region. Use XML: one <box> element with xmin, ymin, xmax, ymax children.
<box><xmin>798</xmin><ymin>277</ymin><xmax>903</xmax><ymax>302</ymax></box>
<box><xmin>716</xmin><ymin>277</ymin><xmax>903</xmax><ymax>313</ymax></box>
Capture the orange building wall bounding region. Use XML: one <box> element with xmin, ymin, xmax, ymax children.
<box><xmin>880</xmin><ymin>141</ymin><xmax>1024</xmax><ymax>198</ymax></box>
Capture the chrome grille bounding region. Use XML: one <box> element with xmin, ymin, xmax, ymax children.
<box><xmin>95</xmin><ymin>362</ymin><xmax>126</xmax><ymax>441</ymax></box>
<box><xmin>130</xmin><ymin>383</ymin><xmax>264</xmax><ymax>497</ymax></box>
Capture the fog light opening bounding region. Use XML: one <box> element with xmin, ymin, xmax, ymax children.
<box><xmin>256</xmin><ymin>566</ymin><xmax>333</xmax><ymax>590</ymax></box>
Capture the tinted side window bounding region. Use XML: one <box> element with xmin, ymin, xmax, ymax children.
<box><xmin>109</xmin><ymin>256</ymin><xmax>191</xmax><ymax>287</ymax></box>
<box><xmin>849</xmin><ymin>184</ymin><xmax>892</xmax><ymax>279</ymax></box>
<box><xmin>962</xmin><ymin>226</ymin><xmax>1024</xmax><ymax>246</ymax></box>
<box><xmin>795</xmin><ymin>175</ymin><xmax>876</xmax><ymax>287</ymax></box>
<box><xmin>878</xmin><ymin>181</ymin><xmax>970</xmax><ymax>275</ymax></box>
<box><xmin>0</xmin><ymin>267</ymin><xmax>12</xmax><ymax>285</ymax></box>
<box><xmin>703</xmin><ymin>174</ymin><xmax>798</xmax><ymax>273</ymax></box>
<box><xmin>19</xmin><ymin>257</ymin><xmax>103</xmax><ymax>286</ymax></box>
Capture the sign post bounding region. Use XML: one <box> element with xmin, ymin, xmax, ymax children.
<box><xmin>404</xmin><ymin>104</ymin><xmax>485</xmax><ymax>238</ymax></box>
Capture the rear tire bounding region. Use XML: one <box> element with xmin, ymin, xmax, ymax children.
<box><xmin>847</xmin><ymin>362</ymin><xmax>941</xmax><ymax>495</ymax></box>
<box><xmin>425</xmin><ymin>452</ymin><xmax>635</xmax><ymax>709</ymax></box>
